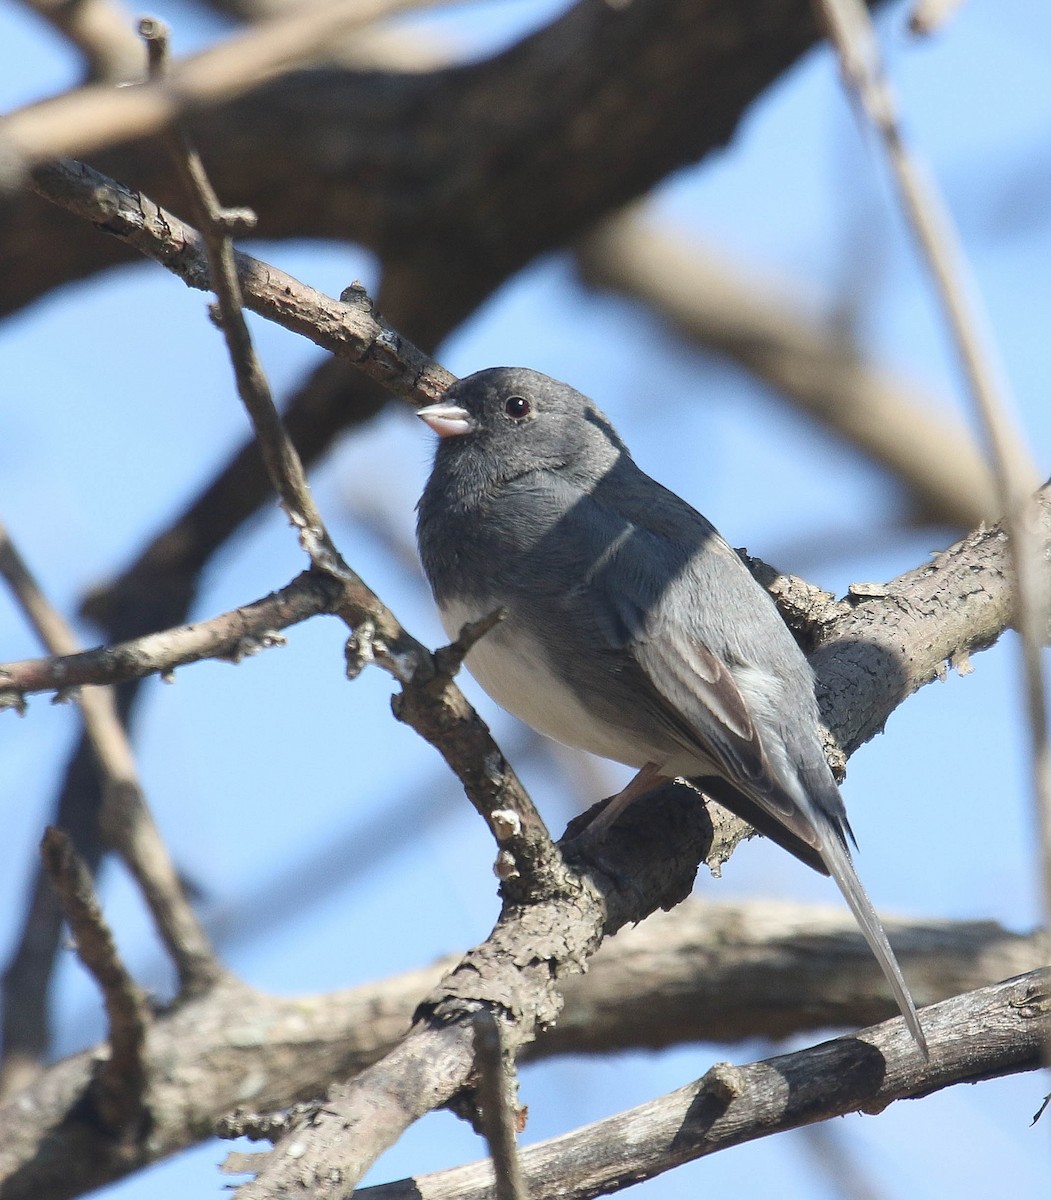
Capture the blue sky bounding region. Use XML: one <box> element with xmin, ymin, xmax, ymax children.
<box><xmin>1</xmin><ymin>2</ymin><xmax>1049</xmax><ymax>1197</ymax></box>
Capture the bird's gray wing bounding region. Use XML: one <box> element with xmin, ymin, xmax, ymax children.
<box><xmin>515</xmin><ymin>467</ymin><xmax>926</xmax><ymax>1051</ymax></box>
<box><xmin>629</xmin><ymin>586</ymin><xmax>928</xmax><ymax>1052</ymax></box>
<box><xmin>629</xmin><ymin>615</ymin><xmax>825</xmax><ymax>856</ymax></box>
<box><xmin>535</xmin><ymin>469</ymin><xmax>831</xmax><ymax>856</ymax></box>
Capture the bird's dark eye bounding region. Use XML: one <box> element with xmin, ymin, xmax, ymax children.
<box><xmin>504</xmin><ymin>394</ymin><xmax>531</xmax><ymax>420</ymax></box>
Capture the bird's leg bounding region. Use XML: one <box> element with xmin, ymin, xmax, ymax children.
<box><xmin>585</xmin><ymin>761</ymin><xmax>668</xmax><ymax>837</ymax></box>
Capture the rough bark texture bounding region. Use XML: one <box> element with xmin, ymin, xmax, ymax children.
<box><xmin>0</xmin><ymin>902</ymin><xmax>1040</xmax><ymax>1200</ymax></box>
<box><xmin>4</xmin><ymin>0</ymin><xmax>863</xmax><ymax>338</ymax></box>
<box><xmin>9</xmin><ymin>1</ymin><xmax>1045</xmax><ymax>1197</ymax></box>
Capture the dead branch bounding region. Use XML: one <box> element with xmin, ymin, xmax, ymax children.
<box><xmin>359</xmin><ymin>968</ymin><xmax>1050</xmax><ymax>1200</ymax></box>
<box><xmin>472</xmin><ymin>1010</ymin><xmax>529</xmax><ymax>1200</ymax></box>
<box><xmin>0</xmin><ymin>569</ymin><xmax>344</xmax><ymax>702</ymax></box>
<box><xmin>0</xmin><ymin>519</ymin><xmax>222</xmax><ymax>997</ymax></box>
<box><xmin>29</xmin><ymin>157</ymin><xmax>453</xmax><ymax>403</ymax></box>
<box><xmin>39</xmin><ymin>828</ymin><xmax>150</xmax><ymax>1136</ymax></box>
<box><xmin>0</xmin><ymin>899</ymin><xmax>1038</xmax><ymax>1199</ymax></box>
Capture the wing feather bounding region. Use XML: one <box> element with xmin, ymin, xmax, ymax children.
<box><xmin>631</xmin><ymin>629</ymin><xmax>825</xmax><ymax>855</ymax></box>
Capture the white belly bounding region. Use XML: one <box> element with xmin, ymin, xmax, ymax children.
<box><xmin>437</xmin><ymin>598</ymin><xmax>649</xmax><ymax>769</ymax></box>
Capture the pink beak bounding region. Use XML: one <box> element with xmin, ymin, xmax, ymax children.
<box><xmin>416</xmin><ymin>402</ymin><xmax>476</xmax><ymax>438</ymax></box>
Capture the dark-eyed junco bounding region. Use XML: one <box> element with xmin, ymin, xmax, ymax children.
<box><xmin>416</xmin><ymin>366</ymin><xmax>926</xmax><ymax>1055</ymax></box>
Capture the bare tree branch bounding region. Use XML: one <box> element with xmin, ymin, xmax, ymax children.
<box><xmin>815</xmin><ymin>0</ymin><xmax>1051</xmax><ymax>941</ymax></box>
<box><xmin>139</xmin><ymin>28</ymin><xmax>566</xmax><ymax>910</ymax></box>
<box><xmin>39</xmin><ymin>827</ymin><xmax>150</xmax><ymax>1136</ymax></box>
<box><xmin>472</xmin><ymin>1011</ymin><xmax>529</xmax><ymax>1200</ymax></box>
<box><xmin>141</xmin><ymin>12</ymin><xmax>349</xmax><ymax>584</ymax></box>
<box><xmin>807</xmin><ymin>486</ymin><xmax>1051</xmax><ymax>763</ymax></box>
<box><xmin>28</xmin><ymin>157</ymin><xmax>454</xmax><ymax>403</ymax></box>
<box><xmin>2</xmin><ymin>0</ymin><xmax>443</xmax><ymax>172</ymax></box>
<box><xmin>358</xmin><ymin>968</ymin><xmax>1050</xmax><ymax>1200</ymax></box>
<box><xmin>0</xmin><ymin>569</ymin><xmax>344</xmax><ymax>702</ymax></box>
<box><xmin>15</xmin><ymin>0</ymin><xmax>144</xmax><ymax>82</ymax></box>
<box><xmin>0</xmin><ymin>898</ymin><xmax>1039</xmax><ymax>1199</ymax></box>
<box><xmin>0</xmin><ymin>518</ymin><xmax>221</xmax><ymax>1093</ymax></box>
<box><xmin>577</xmin><ymin>210</ymin><xmax>998</xmax><ymax>528</ymax></box>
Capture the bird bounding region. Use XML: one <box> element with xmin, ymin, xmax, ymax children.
<box><xmin>415</xmin><ymin>365</ymin><xmax>926</xmax><ymax>1056</ymax></box>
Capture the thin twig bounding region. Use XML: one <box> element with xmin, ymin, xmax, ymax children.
<box><xmin>130</xmin><ymin>42</ymin><xmax>560</xmax><ymax>880</ymax></box>
<box><xmin>2</xmin><ymin>740</ymin><xmax>108</xmax><ymax>1093</ymax></box>
<box><xmin>0</xmin><ymin>569</ymin><xmax>343</xmax><ymax>702</ymax></box>
<box><xmin>2</xmin><ymin>0</ymin><xmax>449</xmax><ymax>173</ymax></box>
<box><xmin>0</xmin><ymin>519</ymin><xmax>222</xmax><ymax>995</ymax></box>
<box><xmin>816</xmin><ymin>0</ymin><xmax>1051</xmax><ymax>951</ymax></box>
<box><xmin>472</xmin><ymin>1011</ymin><xmax>529</xmax><ymax>1200</ymax></box>
<box><xmin>39</xmin><ymin>826</ymin><xmax>150</xmax><ymax>1135</ymax></box>
<box><xmin>142</xmin><ymin>17</ymin><xmax>341</xmax><ymax>575</ymax></box>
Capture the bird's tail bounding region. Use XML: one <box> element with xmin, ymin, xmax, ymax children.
<box><xmin>820</xmin><ymin>832</ymin><xmax>928</xmax><ymax>1058</ymax></box>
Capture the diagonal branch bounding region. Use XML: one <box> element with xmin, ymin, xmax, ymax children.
<box><xmin>29</xmin><ymin>156</ymin><xmax>454</xmax><ymax>404</ymax></box>
<box><xmin>115</xmin><ymin>70</ymin><xmax>561</xmax><ymax>884</ymax></box>
<box><xmin>0</xmin><ymin>520</ymin><xmax>221</xmax><ymax>1000</ymax></box>
<box><xmin>0</xmin><ymin>899</ymin><xmax>1040</xmax><ymax>1200</ymax></box>
<box><xmin>359</xmin><ymin>968</ymin><xmax>1051</xmax><ymax>1200</ymax></box>
<box><xmin>234</xmin><ymin>493</ymin><xmax>1051</xmax><ymax>1196</ymax></box>
<box><xmin>39</xmin><ymin>827</ymin><xmax>151</xmax><ymax>1136</ymax></box>
<box><xmin>2</xmin><ymin>0</ymin><xmax>443</xmax><ymax>170</ymax></box>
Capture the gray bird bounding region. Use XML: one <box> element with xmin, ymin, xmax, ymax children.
<box><xmin>416</xmin><ymin>366</ymin><xmax>926</xmax><ymax>1055</ymax></box>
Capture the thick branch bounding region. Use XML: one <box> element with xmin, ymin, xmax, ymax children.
<box><xmin>811</xmin><ymin>483</ymin><xmax>1051</xmax><ymax>761</ymax></box>
<box><xmin>1</xmin><ymin>901</ymin><xmax>1036</xmax><ymax>1199</ymax></box>
<box><xmin>4</xmin><ymin>0</ymin><xmax>434</xmax><ymax>167</ymax></box>
<box><xmin>361</xmin><ymin>968</ymin><xmax>1051</xmax><ymax>1200</ymax></box>
<box><xmin>2</xmin><ymin>0</ymin><xmax>886</xmax><ymax>324</ymax></box>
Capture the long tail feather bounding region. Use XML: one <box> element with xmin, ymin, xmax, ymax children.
<box><xmin>819</xmin><ymin>833</ymin><xmax>928</xmax><ymax>1058</ymax></box>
